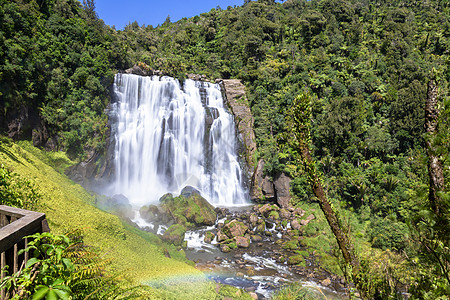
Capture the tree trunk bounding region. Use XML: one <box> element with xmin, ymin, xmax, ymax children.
<box><xmin>425</xmin><ymin>78</ymin><xmax>445</xmax><ymax>217</ymax></box>
<box><xmin>291</xmin><ymin>93</ymin><xmax>365</xmax><ymax>298</ymax></box>
<box><xmin>299</xmin><ymin>144</ymin><xmax>365</xmax><ymax>298</ymax></box>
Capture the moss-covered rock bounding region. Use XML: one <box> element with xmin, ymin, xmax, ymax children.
<box><xmin>204</xmin><ymin>231</ymin><xmax>215</xmax><ymax>243</ymax></box>
<box><xmin>139</xmin><ymin>204</ymin><xmax>160</xmax><ymax>222</ymax></box>
<box><xmin>288</xmin><ymin>254</ymin><xmax>305</xmax><ymax>266</ymax></box>
<box><xmin>160</xmin><ymin>186</ymin><xmax>217</xmax><ymax>228</ymax></box>
<box><xmin>223</xmin><ymin>219</ymin><xmax>248</xmax><ymax>238</ymax></box>
<box><xmin>268</xmin><ymin>210</ymin><xmax>280</xmax><ymax>221</ymax></box>
<box><xmin>235</xmin><ymin>236</ymin><xmax>250</xmax><ymax>248</ymax></box>
<box><xmin>283</xmin><ymin>239</ymin><xmax>299</xmax><ymax>250</ymax></box>
<box><xmin>162</xmin><ymin>224</ymin><xmax>186</xmax><ymax>246</ymax></box>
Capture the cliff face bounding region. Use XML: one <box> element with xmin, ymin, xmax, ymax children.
<box><xmin>220</xmin><ymin>79</ymin><xmax>292</xmax><ymax>208</ymax></box>
<box><xmin>220</xmin><ymin>79</ymin><xmax>257</xmax><ymax>174</ymax></box>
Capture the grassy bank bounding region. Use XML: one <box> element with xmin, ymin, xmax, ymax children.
<box><xmin>0</xmin><ymin>139</ymin><xmax>249</xmax><ymax>299</ymax></box>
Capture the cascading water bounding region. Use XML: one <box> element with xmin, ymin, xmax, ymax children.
<box><xmin>110</xmin><ymin>73</ymin><xmax>248</xmax><ymax>207</ymax></box>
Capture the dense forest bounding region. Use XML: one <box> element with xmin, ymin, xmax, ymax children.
<box><xmin>0</xmin><ymin>0</ymin><xmax>449</xmax><ymax>299</ymax></box>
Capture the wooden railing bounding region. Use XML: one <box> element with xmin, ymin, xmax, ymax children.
<box><xmin>0</xmin><ymin>205</ymin><xmax>49</xmax><ymax>300</ymax></box>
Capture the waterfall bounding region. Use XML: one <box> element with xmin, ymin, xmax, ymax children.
<box><xmin>110</xmin><ymin>73</ymin><xmax>248</xmax><ymax>207</ymax></box>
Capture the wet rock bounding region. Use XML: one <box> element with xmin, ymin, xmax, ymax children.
<box><xmin>291</xmin><ymin>219</ymin><xmax>302</xmax><ymax>230</ymax></box>
<box><xmin>321</xmin><ymin>278</ymin><xmax>332</xmax><ymax>287</ymax></box>
<box><xmin>220</xmin><ymin>244</ymin><xmax>231</xmax><ymax>253</ymax></box>
<box><xmin>204</xmin><ymin>231</ymin><xmax>215</xmax><ymax>243</ymax></box>
<box><xmin>139</xmin><ymin>204</ymin><xmax>160</xmax><ymax>222</ymax></box>
<box><xmin>215</xmin><ymin>207</ymin><xmax>230</xmax><ymax>219</ymax></box>
<box><xmin>249</xmin><ymin>214</ymin><xmax>259</xmax><ymax>227</ymax></box>
<box><xmin>255</xmin><ymin>223</ymin><xmax>265</xmax><ymax>234</ymax></box>
<box><xmin>249</xmin><ymin>292</ymin><xmax>258</xmax><ymax>300</ymax></box>
<box><xmin>274</xmin><ymin>173</ymin><xmax>292</xmax><ymax>208</ymax></box>
<box><xmin>161</xmin><ymin>224</ymin><xmax>186</xmax><ymax>246</ymax></box>
<box><xmin>236</xmin><ymin>272</ymin><xmax>245</xmax><ymax>278</ymax></box>
<box><xmin>223</xmin><ymin>220</ymin><xmax>248</xmax><ymax>238</ymax></box>
<box><xmin>217</xmin><ymin>230</ymin><xmax>229</xmax><ymax>242</ymax></box>
<box><xmin>251</xmin><ymin>235</ymin><xmax>263</xmax><ymax>243</ymax></box>
<box><xmin>235</xmin><ymin>236</ymin><xmax>250</xmax><ymax>248</ymax></box>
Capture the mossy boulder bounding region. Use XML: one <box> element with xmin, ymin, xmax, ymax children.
<box><xmin>222</xmin><ymin>220</ymin><xmax>248</xmax><ymax>238</ymax></box>
<box><xmin>235</xmin><ymin>236</ymin><xmax>250</xmax><ymax>248</ymax></box>
<box><xmin>162</xmin><ymin>224</ymin><xmax>186</xmax><ymax>246</ymax></box>
<box><xmin>139</xmin><ymin>204</ymin><xmax>160</xmax><ymax>222</ymax></box>
<box><xmin>283</xmin><ymin>239</ymin><xmax>299</xmax><ymax>250</ymax></box>
<box><xmin>160</xmin><ymin>186</ymin><xmax>217</xmax><ymax>228</ymax></box>
<box><xmin>204</xmin><ymin>231</ymin><xmax>215</xmax><ymax>243</ymax></box>
<box><xmin>288</xmin><ymin>254</ymin><xmax>305</xmax><ymax>266</ymax></box>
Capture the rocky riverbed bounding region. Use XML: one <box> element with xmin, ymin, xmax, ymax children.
<box><xmin>107</xmin><ymin>187</ymin><xmax>349</xmax><ymax>299</ymax></box>
<box><xmin>183</xmin><ymin>205</ymin><xmax>348</xmax><ymax>299</ymax></box>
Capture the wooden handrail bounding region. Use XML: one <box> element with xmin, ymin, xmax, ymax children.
<box><xmin>0</xmin><ymin>206</ymin><xmax>48</xmax><ymax>253</ymax></box>
<box><xmin>0</xmin><ymin>205</ymin><xmax>49</xmax><ymax>300</ymax></box>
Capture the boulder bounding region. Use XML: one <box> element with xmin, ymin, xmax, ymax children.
<box><xmin>217</xmin><ymin>230</ymin><xmax>228</xmax><ymax>242</ymax></box>
<box><xmin>162</xmin><ymin>224</ymin><xmax>186</xmax><ymax>246</ymax></box>
<box><xmin>160</xmin><ymin>186</ymin><xmax>217</xmax><ymax>228</ymax></box>
<box><xmin>291</xmin><ymin>219</ymin><xmax>302</xmax><ymax>230</ymax></box>
<box><xmin>294</xmin><ymin>207</ymin><xmax>305</xmax><ymax>218</ymax></box>
<box><xmin>204</xmin><ymin>231</ymin><xmax>215</xmax><ymax>243</ymax></box>
<box><xmin>251</xmin><ymin>235</ymin><xmax>263</xmax><ymax>243</ymax></box>
<box><xmin>279</xmin><ymin>208</ymin><xmax>291</xmax><ymax>220</ymax></box>
<box><xmin>321</xmin><ymin>278</ymin><xmax>332</xmax><ymax>287</ymax></box>
<box><xmin>223</xmin><ymin>220</ymin><xmax>248</xmax><ymax>238</ymax></box>
<box><xmin>274</xmin><ymin>173</ymin><xmax>292</xmax><ymax>208</ymax></box>
<box><xmin>235</xmin><ymin>236</ymin><xmax>250</xmax><ymax>248</ymax></box>
<box><xmin>249</xmin><ymin>214</ymin><xmax>259</xmax><ymax>227</ymax></box>
<box><xmin>288</xmin><ymin>255</ymin><xmax>305</xmax><ymax>265</ymax></box>
<box><xmin>250</xmin><ymin>160</ymin><xmax>276</xmax><ymax>202</ymax></box>
<box><xmin>301</xmin><ymin>214</ymin><xmax>316</xmax><ymax>226</ymax></box>
<box><xmin>139</xmin><ymin>205</ymin><xmax>160</xmax><ymax>222</ymax></box>
<box><xmin>259</xmin><ymin>203</ymin><xmax>278</xmax><ymax>218</ymax></box>
<box><xmin>220</xmin><ymin>244</ymin><xmax>231</xmax><ymax>253</ymax></box>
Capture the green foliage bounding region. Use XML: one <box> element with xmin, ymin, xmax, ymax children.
<box><xmin>0</xmin><ymin>164</ymin><xmax>41</xmax><ymax>210</ymax></box>
<box><xmin>271</xmin><ymin>284</ymin><xmax>327</xmax><ymax>300</ymax></box>
<box><xmin>0</xmin><ymin>231</ymin><xmax>149</xmax><ymax>299</ymax></box>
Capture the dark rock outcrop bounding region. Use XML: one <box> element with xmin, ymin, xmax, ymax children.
<box><xmin>274</xmin><ymin>173</ymin><xmax>292</xmax><ymax>208</ymax></box>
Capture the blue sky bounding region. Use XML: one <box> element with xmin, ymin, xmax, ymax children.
<box><xmin>94</xmin><ymin>0</ymin><xmax>245</xmax><ymax>29</ymax></box>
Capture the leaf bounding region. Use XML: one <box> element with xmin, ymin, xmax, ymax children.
<box><xmin>46</xmin><ymin>289</ymin><xmax>58</xmax><ymax>300</ymax></box>
<box><xmin>54</xmin><ymin>289</ymin><xmax>70</xmax><ymax>300</ymax></box>
<box><xmin>32</xmin><ymin>286</ymin><xmax>49</xmax><ymax>300</ymax></box>
<box><xmin>26</xmin><ymin>257</ymin><xmax>40</xmax><ymax>268</ymax></box>
<box><xmin>52</xmin><ymin>278</ymin><xmax>65</xmax><ymax>287</ymax></box>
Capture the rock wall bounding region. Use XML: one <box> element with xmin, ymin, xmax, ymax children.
<box><xmin>219</xmin><ymin>79</ymin><xmax>292</xmax><ymax>208</ymax></box>
<box><xmin>219</xmin><ymin>79</ymin><xmax>257</xmax><ymax>175</ymax></box>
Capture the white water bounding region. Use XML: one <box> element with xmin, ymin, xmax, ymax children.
<box><xmin>110</xmin><ymin>74</ymin><xmax>248</xmax><ymax>206</ymax></box>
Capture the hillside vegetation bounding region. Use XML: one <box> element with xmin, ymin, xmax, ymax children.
<box><xmin>0</xmin><ymin>0</ymin><xmax>449</xmax><ymax>298</ymax></box>
<box><xmin>0</xmin><ymin>138</ymin><xmax>249</xmax><ymax>299</ymax></box>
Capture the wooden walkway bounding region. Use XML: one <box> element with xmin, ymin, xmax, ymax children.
<box><xmin>0</xmin><ymin>205</ymin><xmax>49</xmax><ymax>300</ymax></box>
